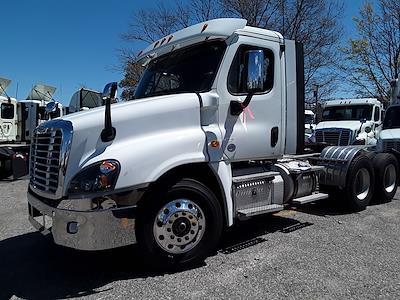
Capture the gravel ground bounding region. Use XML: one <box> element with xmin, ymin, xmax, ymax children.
<box><xmin>1</xmin><ymin>179</ymin><xmax>400</xmax><ymax>300</ymax></box>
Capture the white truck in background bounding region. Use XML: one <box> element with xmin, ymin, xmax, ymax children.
<box><xmin>0</xmin><ymin>80</ymin><xmax>63</xmax><ymax>179</ymax></box>
<box><xmin>377</xmin><ymin>79</ymin><xmax>400</xmax><ymax>154</ymax></box>
<box><xmin>314</xmin><ymin>98</ymin><xmax>383</xmax><ymax>146</ymax></box>
<box><xmin>26</xmin><ymin>19</ymin><xmax>399</xmax><ymax>267</ymax></box>
<box><xmin>304</xmin><ymin>109</ymin><xmax>315</xmax><ymax>142</ymax></box>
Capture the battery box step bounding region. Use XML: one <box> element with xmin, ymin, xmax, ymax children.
<box><xmin>292</xmin><ymin>193</ymin><xmax>329</xmax><ymax>205</ymax></box>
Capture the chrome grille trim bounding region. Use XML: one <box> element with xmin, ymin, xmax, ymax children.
<box><xmin>315</xmin><ymin>129</ymin><xmax>352</xmax><ymax>146</ymax></box>
<box><xmin>29</xmin><ymin>120</ymin><xmax>73</xmax><ymax>199</ymax></box>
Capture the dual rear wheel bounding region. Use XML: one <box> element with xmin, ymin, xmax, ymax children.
<box><xmin>344</xmin><ymin>153</ymin><xmax>398</xmax><ymax>211</ymax></box>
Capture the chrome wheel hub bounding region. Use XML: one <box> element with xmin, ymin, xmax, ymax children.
<box><xmin>355</xmin><ymin>168</ymin><xmax>370</xmax><ymax>200</ymax></box>
<box><xmin>384</xmin><ymin>164</ymin><xmax>396</xmax><ymax>193</ymax></box>
<box><xmin>153</xmin><ymin>199</ymin><xmax>205</xmax><ymax>254</ymax></box>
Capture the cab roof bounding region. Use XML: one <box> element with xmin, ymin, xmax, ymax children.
<box><xmin>324</xmin><ymin>98</ymin><xmax>382</xmax><ymax>107</ymax></box>
<box><xmin>136</xmin><ymin>18</ymin><xmax>283</xmax><ymax>64</ymax></box>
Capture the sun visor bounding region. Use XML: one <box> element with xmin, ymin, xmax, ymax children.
<box><xmin>27</xmin><ymin>84</ymin><xmax>56</xmax><ymax>101</ymax></box>
<box><xmin>0</xmin><ymin>78</ymin><xmax>12</xmax><ymax>95</ymax></box>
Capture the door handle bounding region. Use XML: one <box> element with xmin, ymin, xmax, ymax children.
<box><xmin>271</xmin><ymin>127</ymin><xmax>279</xmax><ymax>147</ymax></box>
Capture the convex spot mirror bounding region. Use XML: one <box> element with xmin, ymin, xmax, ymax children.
<box><xmin>102</xmin><ymin>82</ymin><xmax>118</xmax><ymax>101</ymax></box>
<box><xmin>246</xmin><ymin>50</ymin><xmax>265</xmax><ymax>93</ymax></box>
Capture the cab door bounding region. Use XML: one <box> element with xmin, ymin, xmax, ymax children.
<box><xmin>216</xmin><ymin>36</ymin><xmax>283</xmax><ymax>161</ymax></box>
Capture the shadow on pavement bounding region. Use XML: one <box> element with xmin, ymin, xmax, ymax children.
<box><xmin>0</xmin><ymin>214</ymin><xmax>311</xmax><ymax>299</ymax></box>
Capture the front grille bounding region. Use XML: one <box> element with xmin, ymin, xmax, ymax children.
<box><xmin>30</xmin><ymin>128</ymin><xmax>63</xmax><ymax>194</ymax></box>
<box><xmin>383</xmin><ymin>140</ymin><xmax>400</xmax><ymax>152</ymax></box>
<box><xmin>315</xmin><ymin>129</ymin><xmax>351</xmax><ymax>146</ymax></box>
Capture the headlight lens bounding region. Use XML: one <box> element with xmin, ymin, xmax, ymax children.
<box><xmin>68</xmin><ymin>160</ymin><xmax>120</xmax><ymax>194</ymax></box>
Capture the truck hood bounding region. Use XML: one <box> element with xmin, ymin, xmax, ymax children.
<box><xmin>60</xmin><ymin>93</ymin><xmax>206</xmax><ymax>193</ymax></box>
<box><xmin>316</xmin><ymin>120</ymin><xmax>364</xmax><ymax>132</ymax></box>
<box><xmin>379</xmin><ymin>128</ymin><xmax>400</xmax><ymax>140</ymax></box>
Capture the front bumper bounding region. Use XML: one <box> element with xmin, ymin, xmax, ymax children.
<box><xmin>27</xmin><ymin>191</ymin><xmax>137</xmax><ymax>250</ymax></box>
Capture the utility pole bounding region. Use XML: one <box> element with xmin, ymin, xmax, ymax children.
<box><xmin>313</xmin><ymin>84</ymin><xmax>321</xmax><ymax>123</ymax></box>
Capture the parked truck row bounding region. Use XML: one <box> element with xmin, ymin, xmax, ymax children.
<box><xmin>0</xmin><ymin>79</ymin><xmax>102</xmax><ymax>179</ymax></box>
<box><xmin>26</xmin><ymin>18</ymin><xmax>400</xmax><ymax>267</ymax></box>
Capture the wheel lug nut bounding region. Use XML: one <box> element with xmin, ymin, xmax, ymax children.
<box><xmin>177</xmin><ymin>238</ymin><xmax>182</xmax><ymax>242</ymax></box>
<box><xmin>159</xmin><ymin>235</ymin><xmax>164</xmax><ymax>240</ymax></box>
<box><xmin>157</xmin><ymin>221</ymin><xmax>163</xmax><ymax>227</ymax></box>
<box><xmin>175</xmin><ymin>202</ymin><xmax>181</xmax><ymax>208</ymax></box>
<box><xmin>167</xmin><ymin>228</ymin><xmax>171</xmax><ymax>232</ymax></box>
<box><xmin>192</xmin><ymin>222</ymin><xmax>196</xmax><ymax>226</ymax></box>
<box><xmin>190</xmin><ymin>230</ymin><xmax>195</xmax><ymax>234</ymax></box>
<box><xmin>168</xmin><ymin>244</ymin><xmax>173</xmax><ymax>249</ymax></box>
<box><xmin>164</xmin><ymin>208</ymin><xmax>169</xmax><ymax>214</ymax></box>
<box><xmin>188</xmin><ymin>215</ymin><xmax>193</xmax><ymax>219</ymax></box>
<box><xmin>199</xmin><ymin>225</ymin><xmax>203</xmax><ymax>230</ymax></box>
<box><xmin>185</xmin><ymin>236</ymin><xmax>189</xmax><ymax>240</ymax></box>
<box><xmin>170</xmin><ymin>235</ymin><xmax>175</xmax><ymax>239</ymax></box>
<box><xmin>182</xmin><ymin>212</ymin><xmax>186</xmax><ymax>216</ymax></box>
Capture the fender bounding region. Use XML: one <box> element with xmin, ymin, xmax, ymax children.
<box><xmin>312</xmin><ymin>146</ymin><xmax>366</xmax><ymax>187</ymax></box>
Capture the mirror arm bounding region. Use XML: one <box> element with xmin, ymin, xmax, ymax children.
<box><xmin>101</xmin><ymin>97</ymin><xmax>116</xmax><ymax>142</ymax></box>
<box><xmin>230</xmin><ymin>92</ymin><xmax>254</xmax><ymax>116</ymax></box>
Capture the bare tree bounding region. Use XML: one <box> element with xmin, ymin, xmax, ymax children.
<box><xmin>120</xmin><ymin>0</ymin><xmax>344</xmax><ymax>102</ymax></box>
<box><xmin>342</xmin><ymin>0</ymin><xmax>400</xmax><ymax>104</ymax></box>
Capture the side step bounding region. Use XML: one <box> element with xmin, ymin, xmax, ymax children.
<box><xmin>292</xmin><ymin>193</ymin><xmax>329</xmax><ymax>205</ymax></box>
<box><xmin>237</xmin><ymin>204</ymin><xmax>284</xmax><ymax>218</ymax></box>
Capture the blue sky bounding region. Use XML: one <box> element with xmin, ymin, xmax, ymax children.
<box><xmin>1</xmin><ymin>0</ymin><xmax>366</xmax><ymax>104</ymax></box>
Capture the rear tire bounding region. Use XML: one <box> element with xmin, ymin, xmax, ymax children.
<box><xmin>136</xmin><ymin>178</ymin><xmax>223</xmax><ymax>268</ymax></box>
<box><xmin>372</xmin><ymin>153</ymin><xmax>398</xmax><ymax>203</ymax></box>
<box><xmin>344</xmin><ymin>154</ymin><xmax>374</xmax><ymax>211</ymax></box>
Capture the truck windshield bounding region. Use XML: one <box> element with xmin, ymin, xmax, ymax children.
<box><xmin>322</xmin><ymin>105</ymin><xmax>373</xmax><ymax>121</ymax></box>
<box><xmin>1</xmin><ymin>103</ymin><xmax>14</xmax><ymax>119</ymax></box>
<box><xmin>134</xmin><ymin>41</ymin><xmax>226</xmax><ymax>99</ymax></box>
<box><xmin>383</xmin><ymin>106</ymin><xmax>400</xmax><ymax>129</ymax></box>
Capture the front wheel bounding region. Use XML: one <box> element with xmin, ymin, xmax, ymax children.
<box><xmin>136</xmin><ymin>178</ymin><xmax>223</xmax><ymax>267</ymax></box>
<box><xmin>344</xmin><ymin>154</ymin><xmax>375</xmax><ymax>211</ymax></box>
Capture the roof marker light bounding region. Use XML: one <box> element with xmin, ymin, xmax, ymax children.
<box><xmin>201</xmin><ymin>23</ymin><xmax>208</xmax><ymax>33</ymax></box>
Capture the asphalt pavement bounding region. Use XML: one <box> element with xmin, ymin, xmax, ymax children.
<box><xmin>1</xmin><ymin>179</ymin><xmax>400</xmax><ymax>300</ymax></box>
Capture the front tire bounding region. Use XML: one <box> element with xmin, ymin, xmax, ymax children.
<box><xmin>344</xmin><ymin>154</ymin><xmax>375</xmax><ymax>211</ymax></box>
<box><xmin>372</xmin><ymin>153</ymin><xmax>398</xmax><ymax>203</ymax></box>
<box><xmin>137</xmin><ymin>178</ymin><xmax>223</xmax><ymax>267</ymax></box>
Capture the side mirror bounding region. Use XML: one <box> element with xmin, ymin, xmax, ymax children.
<box><xmin>102</xmin><ymin>82</ymin><xmax>118</xmax><ymax>100</ymax></box>
<box><xmin>246</xmin><ymin>50</ymin><xmax>264</xmax><ymax>93</ymax></box>
<box><xmin>230</xmin><ymin>50</ymin><xmax>265</xmax><ymax>116</ymax></box>
<box><xmin>45</xmin><ymin>101</ymin><xmax>57</xmax><ymax>113</ymax></box>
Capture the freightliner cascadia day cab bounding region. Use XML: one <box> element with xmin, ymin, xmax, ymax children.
<box><xmin>27</xmin><ymin>19</ymin><xmax>399</xmax><ymax>266</ymax></box>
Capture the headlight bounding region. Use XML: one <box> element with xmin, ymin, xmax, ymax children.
<box><xmin>68</xmin><ymin>160</ymin><xmax>120</xmax><ymax>195</ymax></box>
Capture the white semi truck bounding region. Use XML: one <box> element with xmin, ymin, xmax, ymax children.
<box><xmin>377</xmin><ymin>79</ymin><xmax>400</xmax><ymax>156</ymax></box>
<box><xmin>0</xmin><ymin>80</ymin><xmax>63</xmax><ymax>179</ymax></box>
<box><xmin>27</xmin><ymin>19</ymin><xmax>399</xmax><ymax>266</ymax></box>
<box><xmin>315</xmin><ymin>98</ymin><xmax>383</xmax><ymax>146</ymax></box>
